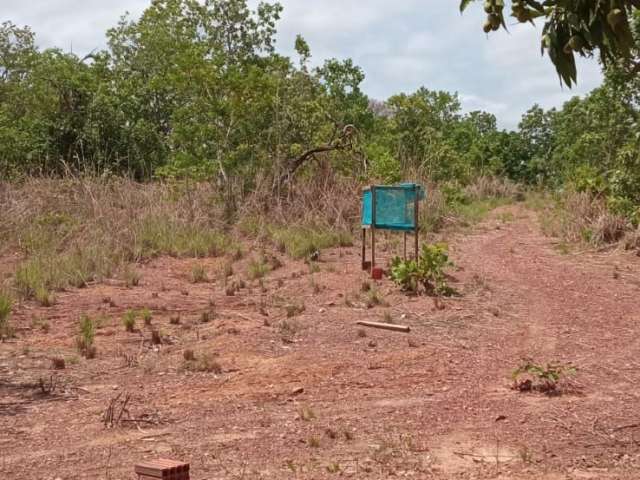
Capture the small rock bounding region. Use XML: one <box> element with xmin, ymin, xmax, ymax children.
<box><xmin>318</xmin><ymin>308</ymin><xmax>326</xmax><ymax>313</ymax></box>
<box><xmin>368</xmin><ymin>340</ymin><xmax>377</xmax><ymax>348</ymax></box>
<box><xmin>291</xmin><ymin>387</ymin><xmax>304</xmax><ymax>396</ymax></box>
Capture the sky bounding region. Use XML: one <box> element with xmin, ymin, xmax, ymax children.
<box><xmin>3</xmin><ymin>0</ymin><xmax>604</xmax><ymax>129</ymax></box>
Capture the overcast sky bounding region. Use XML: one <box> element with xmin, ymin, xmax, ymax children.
<box><xmin>4</xmin><ymin>0</ymin><xmax>603</xmax><ymax>129</ymax></box>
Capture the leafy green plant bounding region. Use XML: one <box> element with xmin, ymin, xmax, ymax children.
<box><xmin>390</xmin><ymin>243</ymin><xmax>454</xmax><ymax>296</ymax></box>
<box><xmin>76</xmin><ymin>315</ymin><xmax>96</xmax><ymax>358</ymax></box>
<box><xmin>512</xmin><ymin>360</ymin><xmax>576</xmax><ymax>394</ymax></box>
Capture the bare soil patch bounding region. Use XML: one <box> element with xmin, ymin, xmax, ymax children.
<box><xmin>2</xmin><ymin>204</ymin><xmax>640</xmax><ymax>479</ymax></box>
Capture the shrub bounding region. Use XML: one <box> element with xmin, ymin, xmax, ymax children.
<box><xmin>122</xmin><ymin>310</ymin><xmax>137</xmax><ymax>332</ymax></box>
<box><xmin>390</xmin><ymin>243</ymin><xmax>454</xmax><ymax>296</ymax></box>
<box><xmin>76</xmin><ymin>315</ymin><xmax>96</xmax><ymax>358</ymax></box>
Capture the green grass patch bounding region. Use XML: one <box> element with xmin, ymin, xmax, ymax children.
<box><xmin>133</xmin><ymin>217</ymin><xmax>231</xmax><ymax>259</ymax></box>
<box><xmin>270</xmin><ymin>226</ymin><xmax>352</xmax><ymax>259</ymax></box>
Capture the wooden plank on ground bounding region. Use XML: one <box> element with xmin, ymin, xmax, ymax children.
<box><xmin>356</xmin><ymin>321</ymin><xmax>410</xmax><ymax>333</ymax></box>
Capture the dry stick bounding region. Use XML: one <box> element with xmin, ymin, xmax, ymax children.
<box><xmin>356</xmin><ymin>321</ymin><xmax>410</xmax><ymax>333</ymax></box>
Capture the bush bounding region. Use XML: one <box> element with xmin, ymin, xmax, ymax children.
<box><xmin>390</xmin><ymin>243</ymin><xmax>454</xmax><ymax>296</ymax></box>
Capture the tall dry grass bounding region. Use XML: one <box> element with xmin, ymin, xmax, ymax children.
<box><xmin>0</xmin><ymin>172</ymin><xmax>527</xmax><ymax>299</ymax></box>
<box><xmin>539</xmin><ymin>191</ymin><xmax>630</xmax><ymax>246</ymax></box>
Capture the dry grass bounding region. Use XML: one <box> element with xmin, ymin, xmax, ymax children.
<box><xmin>1</xmin><ymin>177</ymin><xmax>234</xmax><ymax>299</ymax></box>
<box><xmin>539</xmin><ymin>191</ymin><xmax>630</xmax><ymax>246</ymax></box>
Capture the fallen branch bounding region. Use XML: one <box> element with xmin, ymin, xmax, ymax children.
<box><xmin>356</xmin><ymin>321</ymin><xmax>410</xmax><ymax>333</ymax></box>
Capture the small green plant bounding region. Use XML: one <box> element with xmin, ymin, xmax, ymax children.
<box><xmin>248</xmin><ymin>256</ymin><xmax>271</xmax><ymax>280</ymax></box>
<box><xmin>307</xmin><ymin>436</ymin><xmax>320</xmax><ymax>448</ymax></box>
<box><xmin>122</xmin><ymin>309</ymin><xmax>137</xmax><ymax>332</ymax></box>
<box><xmin>512</xmin><ymin>360</ymin><xmax>576</xmax><ymax>394</ymax></box>
<box><xmin>76</xmin><ymin>315</ymin><xmax>96</xmax><ymax>358</ymax></box>
<box><xmin>390</xmin><ymin>243</ymin><xmax>454</xmax><ymax>296</ymax></box>
<box><xmin>0</xmin><ymin>291</ymin><xmax>14</xmax><ymax>340</ymax></box>
<box><xmin>141</xmin><ymin>307</ymin><xmax>153</xmax><ymax>326</ymax></box>
<box><xmin>190</xmin><ymin>264</ymin><xmax>208</xmax><ymax>283</ymax></box>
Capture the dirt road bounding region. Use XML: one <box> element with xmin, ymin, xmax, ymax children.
<box><xmin>2</xmin><ymin>204</ymin><xmax>639</xmax><ymax>479</ymax></box>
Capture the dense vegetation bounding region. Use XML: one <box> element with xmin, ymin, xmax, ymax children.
<box><xmin>0</xmin><ymin>0</ymin><xmax>638</xmax><ymax>225</ymax></box>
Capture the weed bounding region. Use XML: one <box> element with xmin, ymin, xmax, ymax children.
<box><xmin>357</xmin><ymin>328</ymin><xmax>367</xmax><ymax>338</ymax></box>
<box><xmin>220</xmin><ymin>260</ymin><xmax>234</xmax><ymax>279</ymax></box>
<box><xmin>124</xmin><ymin>266</ymin><xmax>141</xmax><ymax>287</ymax></box>
<box><xmin>279</xmin><ymin>318</ymin><xmax>301</xmax><ymax>337</ymax></box>
<box><xmin>343</xmin><ymin>429</ymin><xmax>354</xmax><ymax>441</ymax></box>
<box><xmin>185</xmin><ymin>352</ymin><xmax>222</xmax><ymax>373</ymax></box>
<box><xmin>361</xmin><ymin>280</ymin><xmax>371</xmax><ymax>292</ymax></box>
<box><xmin>383</xmin><ymin>310</ymin><xmax>394</xmax><ymax>323</ymax></box>
<box><xmin>122</xmin><ymin>309</ymin><xmax>137</xmax><ymax>332</ymax></box>
<box><xmin>76</xmin><ymin>315</ymin><xmax>96</xmax><ymax>358</ymax></box>
<box><xmin>32</xmin><ymin>316</ymin><xmax>50</xmax><ymax>333</ymax></box>
<box><xmin>298</xmin><ymin>404</ymin><xmax>316</xmax><ymax>421</ymax></box>
<box><xmin>308</xmin><ymin>262</ymin><xmax>320</xmax><ymax>274</ymax></box>
<box><xmin>390</xmin><ymin>243</ymin><xmax>455</xmax><ymax>296</ymax></box>
<box><xmin>326</xmin><ymin>462</ymin><xmax>340</xmax><ymax>473</ymax></box>
<box><xmin>284</xmin><ymin>302</ymin><xmax>305</xmax><ymax>318</ymax></box>
<box><xmin>35</xmin><ymin>286</ymin><xmax>56</xmax><ymax>307</ymax></box>
<box><xmin>141</xmin><ymin>307</ymin><xmax>153</xmax><ymax>326</ymax></box>
<box><xmin>200</xmin><ymin>310</ymin><xmax>214</xmax><ymax>323</ymax></box>
<box><xmin>170</xmin><ymin>315</ymin><xmax>181</xmax><ymax>325</ymax></box>
<box><xmin>307</xmin><ymin>436</ymin><xmax>320</xmax><ymax>448</ymax></box>
<box><xmin>512</xmin><ymin>360</ymin><xmax>576</xmax><ymax>394</ymax></box>
<box><xmin>0</xmin><ymin>291</ymin><xmax>13</xmax><ymax>339</ymax></box>
<box><xmin>50</xmin><ymin>357</ymin><xmax>66</xmax><ymax>370</ymax></box>
<box><xmin>248</xmin><ymin>256</ymin><xmax>271</xmax><ymax>280</ymax></box>
<box><xmin>66</xmin><ymin>355</ymin><xmax>80</xmax><ymax>365</ymax></box>
<box><xmin>365</xmin><ymin>289</ymin><xmax>386</xmax><ymax>309</ymax></box>
<box><xmin>190</xmin><ymin>264</ymin><xmax>208</xmax><ymax>283</ymax></box>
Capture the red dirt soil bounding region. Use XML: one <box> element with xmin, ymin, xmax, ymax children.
<box><xmin>2</xmin><ymin>204</ymin><xmax>640</xmax><ymax>479</ymax></box>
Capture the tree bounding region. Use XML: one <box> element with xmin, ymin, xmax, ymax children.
<box><xmin>460</xmin><ymin>1</ymin><xmax>640</xmax><ymax>86</ymax></box>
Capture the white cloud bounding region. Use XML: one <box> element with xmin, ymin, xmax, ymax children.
<box><xmin>4</xmin><ymin>0</ymin><xmax>605</xmax><ymax>129</ymax></box>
